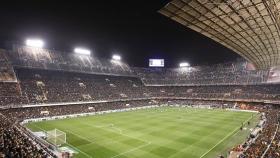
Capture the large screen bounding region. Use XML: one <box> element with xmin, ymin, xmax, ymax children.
<box><xmin>149</xmin><ymin>59</ymin><xmax>164</xmax><ymax>67</ymax></box>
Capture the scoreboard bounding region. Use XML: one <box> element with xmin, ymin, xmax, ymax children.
<box><xmin>149</xmin><ymin>59</ymin><xmax>164</xmax><ymax>67</ymax></box>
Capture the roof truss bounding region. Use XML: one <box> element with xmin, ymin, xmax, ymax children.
<box><xmin>159</xmin><ymin>0</ymin><xmax>280</xmax><ymax>69</ymax></box>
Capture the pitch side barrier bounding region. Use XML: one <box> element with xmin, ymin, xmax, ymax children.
<box><xmin>225</xmin><ymin>108</ymin><xmax>259</xmax><ymax>113</ymax></box>
<box><xmin>3</xmin><ymin>96</ymin><xmax>276</xmax><ymax>109</ymax></box>
<box><xmin>13</xmin><ymin>64</ymin><xmax>137</xmax><ymax>78</ymax></box>
<box><xmin>19</xmin><ymin>97</ymin><xmax>271</xmax><ymax>108</ymax></box>
<box><xmin>20</xmin><ymin>98</ymin><xmax>152</xmax><ymax>108</ymax></box>
<box><xmin>0</xmin><ymin>80</ymin><xmax>18</xmax><ymax>83</ymax></box>
<box><xmin>143</xmin><ymin>82</ymin><xmax>280</xmax><ymax>87</ymax></box>
<box><xmin>21</xmin><ymin>105</ymin><xmax>161</xmax><ymax>124</ymax></box>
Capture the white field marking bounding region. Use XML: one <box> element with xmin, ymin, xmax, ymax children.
<box><xmin>31</xmin><ymin>124</ymin><xmax>92</xmax><ymax>158</ymax></box>
<box><xmin>95</xmin><ymin>124</ymin><xmax>122</xmax><ymax>134</ymax></box>
<box><xmin>110</xmin><ymin>141</ymin><xmax>152</xmax><ymax>158</ymax></box>
<box><xmin>64</xmin><ymin>141</ymin><xmax>92</xmax><ymax>158</ymax></box>
<box><xmin>199</xmin><ymin>115</ymin><xmax>255</xmax><ymax>158</ymax></box>
<box><xmin>111</xmin><ymin>126</ymin><xmax>123</xmax><ymax>134</ymax></box>
<box><xmin>89</xmin><ymin>123</ymin><xmax>122</xmax><ymax>133</ymax></box>
<box><xmin>65</xmin><ymin>129</ymin><xmax>95</xmax><ymax>142</ymax></box>
<box><xmin>82</xmin><ymin>122</ymin><xmax>148</xmax><ymax>143</ymax></box>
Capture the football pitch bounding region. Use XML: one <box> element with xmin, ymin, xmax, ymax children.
<box><xmin>26</xmin><ymin>107</ymin><xmax>259</xmax><ymax>158</ymax></box>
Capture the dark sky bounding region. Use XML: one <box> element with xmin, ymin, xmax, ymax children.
<box><xmin>0</xmin><ymin>0</ymin><xmax>240</xmax><ymax>68</ymax></box>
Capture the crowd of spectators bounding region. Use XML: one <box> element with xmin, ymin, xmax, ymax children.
<box><xmin>15</xmin><ymin>68</ymin><xmax>146</xmax><ymax>105</ymax></box>
<box><xmin>0</xmin><ymin>49</ymin><xmax>17</xmax><ymax>82</ymax></box>
<box><xmin>265</xmin><ymin>125</ymin><xmax>280</xmax><ymax>157</ymax></box>
<box><xmin>148</xmin><ymin>84</ymin><xmax>280</xmax><ymax>101</ymax></box>
<box><xmin>0</xmin><ymin>67</ymin><xmax>278</xmax><ymax>107</ymax></box>
<box><xmin>134</xmin><ymin>60</ymin><xmax>269</xmax><ymax>86</ymax></box>
<box><xmin>0</xmin><ymin>114</ymin><xmax>53</xmax><ymax>158</ymax></box>
<box><xmin>0</xmin><ymin>82</ymin><xmax>27</xmax><ymax>107</ymax></box>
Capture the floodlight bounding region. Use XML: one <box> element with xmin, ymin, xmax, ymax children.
<box><xmin>179</xmin><ymin>62</ymin><xmax>190</xmax><ymax>67</ymax></box>
<box><xmin>26</xmin><ymin>39</ymin><xmax>44</xmax><ymax>48</ymax></box>
<box><xmin>74</xmin><ymin>48</ymin><xmax>91</xmax><ymax>55</ymax></box>
<box><xmin>112</xmin><ymin>54</ymin><xmax>121</xmax><ymax>61</ymax></box>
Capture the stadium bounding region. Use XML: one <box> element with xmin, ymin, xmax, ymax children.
<box><xmin>1</xmin><ymin>0</ymin><xmax>280</xmax><ymax>158</ymax></box>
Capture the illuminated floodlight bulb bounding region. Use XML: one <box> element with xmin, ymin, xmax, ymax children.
<box><xmin>74</xmin><ymin>48</ymin><xmax>91</xmax><ymax>55</ymax></box>
<box><xmin>179</xmin><ymin>62</ymin><xmax>190</xmax><ymax>67</ymax></box>
<box><xmin>26</xmin><ymin>39</ymin><xmax>44</xmax><ymax>48</ymax></box>
<box><xmin>112</xmin><ymin>54</ymin><xmax>121</xmax><ymax>61</ymax></box>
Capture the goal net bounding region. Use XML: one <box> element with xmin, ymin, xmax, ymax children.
<box><xmin>46</xmin><ymin>129</ymin><xmax>66</xmax><ymax>146</ymax></box>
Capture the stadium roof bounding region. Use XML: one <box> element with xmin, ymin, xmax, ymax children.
<box><xmin>159</xmin><ymin>0</ymin><xmax>280</xmax><ymax>69</ymax></box>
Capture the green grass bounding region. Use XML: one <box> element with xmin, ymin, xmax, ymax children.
<box><xmin>26</xmin><ymin>107</ymin><xmax>259</xmax><ymax>158</ymax></box>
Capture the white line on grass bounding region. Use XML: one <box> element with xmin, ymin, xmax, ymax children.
<box><xmin>65</xmin><ymin>129</ymin><xmax>95</xmax><ymax>143</ymax></box>
<box><xmin>96</xmin><ymin>123</ymin><xmax>123</xmax><ymax>134</ymax></box>
<box><xmin>110</xmin><ymin>141</ymin><xmax>151</xmax><ymax>158</ymax></box>
<box><xmin>82</xmin><ymin>122</ymin><xmax>147</xmax><ymax>143</ymax></box>
<box><xmin>112</xmin><ymin>126</ymin><xmax>123</xmax><ymax>134</ymax></box>
<box><xmin>199</xmin><ymin>115</ymin><xmax>255</xmax><ymax>158</ymax></box>
<box><xmin>64</xmin><ymin>141</ymin><xmax>92</xmax><ymax>158</ymax></box>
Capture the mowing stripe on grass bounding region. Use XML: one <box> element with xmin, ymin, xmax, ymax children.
<box><xmin>65</xmin><ymin>129</ymin><xmax>95</xmax><ymax>143</ymax></box>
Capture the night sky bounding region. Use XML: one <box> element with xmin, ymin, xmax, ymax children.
<box><xmin>0</xmin><ymin>0</ymin><xmax>240</xmax><ymax>68</ymax></box>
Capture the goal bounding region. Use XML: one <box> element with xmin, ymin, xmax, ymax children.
<box><xmin>46</xmin><ymin>129</ymin><xmax>66</xmax><ymax>146</ymax></box>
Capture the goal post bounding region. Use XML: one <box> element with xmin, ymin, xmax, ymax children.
<box><xmin>46</xmin><ymin>129</ymin><xmax>66</xmax><ymax>146</ymax></box>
